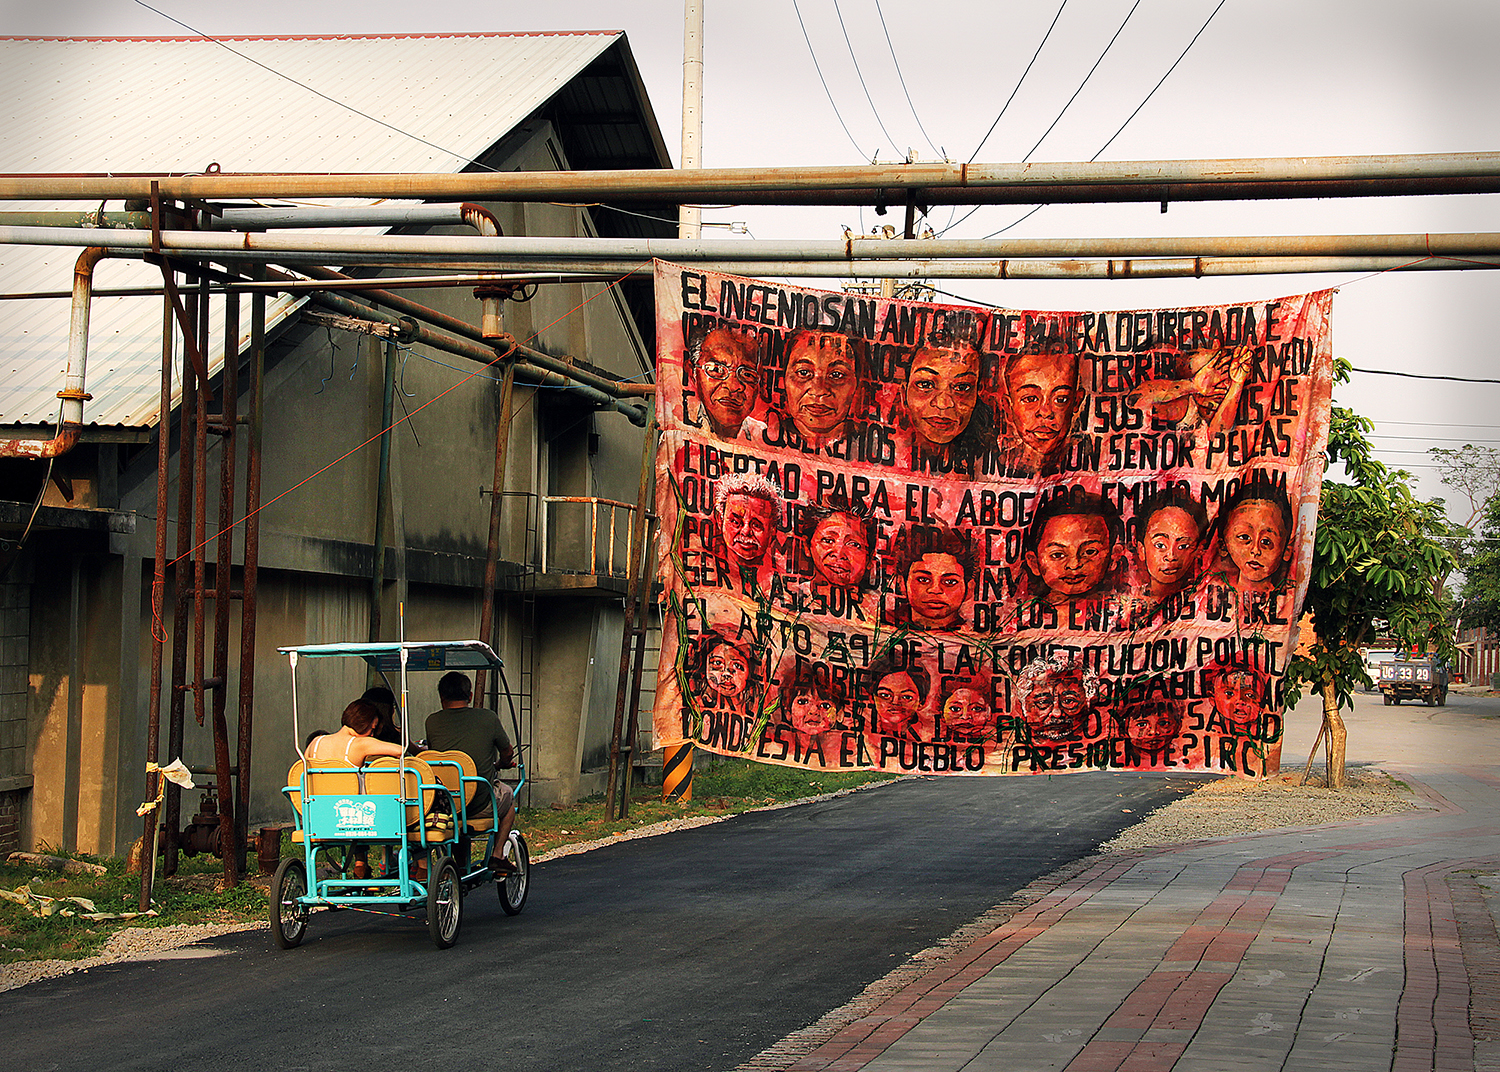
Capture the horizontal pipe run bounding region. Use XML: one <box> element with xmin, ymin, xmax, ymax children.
<box><xmin>9</xmin><ymin>224</ymin><xmax>1500</xmax><ymax>262</ymax></box>
<box><xmin>286</xmin><ymin>267</ymin><xmax>654</xmax><ymax>399</ymax></box>
<box><xmin>0</xmin><ymin>210</ymin><xmax>155</xmax><ymax>229</ymax></box>
<box><xmin>3</xmin><ymin>151</ymin><xmax>1500</xmax><ymax>203</ymax></box>
<box><xmin>238</xmin><ymin>256</ymin><xmax>1500</xmax><ymax>279</ymax></box>
<box><xmin>206</xmin><ymin>203</ymin><xmax>479</xmax><ymax>230</ymax></box>
<box><xmin>305</xmin><ymin>289</ymin><xmax>650</xmax><ymax>425</ymax></box>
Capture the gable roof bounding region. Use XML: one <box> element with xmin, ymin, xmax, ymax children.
<box><xmin>0</xmin><ymin>32</ymin><xmax>670</xmax><ymax>427</ymax></box>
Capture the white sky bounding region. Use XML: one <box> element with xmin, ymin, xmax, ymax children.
<box><xmin>6</xmin><ymin>0</ymin><xmax>1500</xmax><ymax>513</ymax></box>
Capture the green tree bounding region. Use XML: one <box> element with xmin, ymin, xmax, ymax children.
<box><xmin>1456</xmin><ymin>497</ymin><xmax>1500</xmax><ymax>632</ymax></box>
<box><xmin>1284</xmin><ymin>364</ymin><xmax>1454</xmax><ymax>788</ymax></box>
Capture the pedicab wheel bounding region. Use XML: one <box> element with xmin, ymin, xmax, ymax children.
<box><xmin>427</xmin><ymin>856</ymin><xmax>462</xmax><ymax>949</ymax></box>
<box><xmin>270</xmin><ymin>858</ymin><xmax>308</xmax><ymax>950</ymax></box>
<box><xmin>499</xmin><ymin>831</ymin><xmax>529</xmax><ymax>916</ymax></box>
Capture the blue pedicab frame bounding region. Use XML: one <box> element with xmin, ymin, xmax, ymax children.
<box><xmin>271</xmin><ymin>639</ymin><xmax>529</xmax><ymax>950</ymax></box>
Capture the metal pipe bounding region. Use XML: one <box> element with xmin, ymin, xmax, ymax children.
<box><xmin>207</xmin><ymin>202</ymin><xmax>484</xmax><ymax>230</ymax></box>
<box><xmin>235</xmin><ymin>272</ymin><xmax>264</xmax><ymax>885</ymax></box>
<box><xmin>305</xmin><ymin>289</ymin><xmax>650</xmax><ymax>425</ymax></box>
<box><xmin>15</xmin><ymin>223</ymin><xmax>1500</xmax><ymax>262</ymax></box>
<box><xmin>290</xmin><ymin>266</ymin><xmax>655</xmax><ymax>398</ymax></box>
<box><xmin>680</xmin><ymin>0</ymin><xmax>703</xmax><ymax>241</ymax></box>
<box><xmin>4</xmin><ymin>150</ymin><xmax>1500</xmax><ymax>202</ymax></box>
<box><xmin>0</xmin><ymin>245</ymin><xmax>105</xmax><ymax>459</ymax></box>
<box><xmin>0</xmin><ymin>210</ymin><xmax>154</xmax><ymax>229</ymax></box>
<box><xmin>475</xmin><ymin>355</ymin><xmax>516</xmax><ymax>704</ymax></box>
<box><xmin>370</xmin><ymin>335</ymin><xmax>397</xmax><ymax>643</ymax></box>
<box><xmin>210</xmin><ymin>285</ymin><xmax>239</xmax><ymax>887</ymax></box>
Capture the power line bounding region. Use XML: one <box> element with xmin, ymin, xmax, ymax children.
<box><xmin>133</xmin><ymin>0</ymin><xmax>498</xmax><ymax>173</ymax></box>
<box><xmin>974</xmin><ymin>0</ymin><xmax>1227</xmax><ymax>240</ymax></box>
<box><xmin>873</xmin><ymin>0</ymin><xmax>940</xmax><ymax>157</ymax></box>
<box><xmin>791</xmin><ymin>0</ymin><xmax>870</xmax><ymax>160</ymax></box>
<box><xmin>1020</xmin><ymin>0</ymin><xmax>1144</xmax><ymax>163</ymax></box>
<box><xmin>967</xmin><ymin>0</ymin><xmax>1069</xmax><ymax>164</ymax></box>
<box><xmin>833</xmin><ymin>0</ymin><xmax>902</xmax><ymax>158</ymax></box>
<box><xmin>1089</xmin><ymin>0</ymin><xmax>1228</xmax><ymax>161</ymax></box>
<box><xmin>1371</xmin><ymin>434</ymin><xmax>1500</xmax><ymax>445</ymax></box>
<box><xmin>1353</xmin><ymin>365</ymin><xmax>1500</xmax><ymax>385</ymax></box>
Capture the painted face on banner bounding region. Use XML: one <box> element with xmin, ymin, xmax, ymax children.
<box><xmin>1121</xmin><ymin>702</ymin><xmax>1182</xmax><ymax>751</ymax></box>
<box><xmin>704</xmin><ymin>643</ymin><xmax>751</xmax><ymax>702</ymax></box>
<box><xmin>1027</xmin><ymin>513</ymin><xmax>1113</xmax><ymax>602</ymax></box>
<box><xmin>1224</xmin><ymin>500</ymin><xmax>1289</xmax><ymax>586</ymax></box>
<box><xmin>784</xmin><ymin>334</ymin><xmax>857</xmax><ymax>440</ymax></box>
<box><xmin>788</xmin><ymin>690</ymin><xmax>837</xmax><ymax>736</ymax></box>
<box><xmin>1022</xmin><ymin>670</ymin><xmax>1088</xmax><ymax>743</ymax></box>
<box><xmin>904</xmin><ymin>347</ymin><xmax>980</xmax><ymax>446</ymax></box>
<box><xmin>810</xmin><ymin>513</ymin><xmax>870</xmax><ymax>589</ymax></box>
<box><xmin>1005</xmin><ymin>352</ymin><xmax>1079</xmax><ymax>458</ymax></box>
<box><xmin>941</xmin><ymin>688</ymin><xmax>991</xmax><ymax>737</ymax></box>
<box><xmin>906</xmin><ymin>552</ymin><xmax>968</xmax><ymax>628</ymax></box>
<box><xmin>1211</xmin><ymin>668</ymin><xmax>1264</xmax><ymax>732</ymax></box>
<box><xmin>1140</xmin><ymin>506</ymin><xmax>1202</xmax><ymax>593</ymax></box>
<box><xmin>692</xmin><ymin>329</ymin><xmax>760</xmax><ymax>436</ymax></box>
<box><xmin>873</xmin><ymin>671</ymin><xmax>922</xmax><ymax>735</ymax></box>
<box><xmin>720</xmin><ymin>492</ymin><xmax>778</xmax><ymax>568</ymax></box>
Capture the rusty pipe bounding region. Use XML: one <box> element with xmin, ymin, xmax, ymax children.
<box><xmin>4</xmin><ymin>151</ymin><xmax>1500</xmax><ymax>202</ymax></box>
<box><xmin>0</xmin><ymin>245</ymin><xmax>105</xmax><ymax>459</ymax></box>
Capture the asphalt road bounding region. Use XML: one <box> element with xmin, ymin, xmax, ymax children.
<box><xmin>3</xmin><ymin>773</ymin><xmax>1201</xmax><ymax>1072</ymax></box>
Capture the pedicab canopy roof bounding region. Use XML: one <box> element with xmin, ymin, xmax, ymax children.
<box><xmin>278</xmin><ymin>640</ymin><xmax>502</xmax><ymax>673</ymax></box>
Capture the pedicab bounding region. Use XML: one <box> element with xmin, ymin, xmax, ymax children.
<box><xmin>271</xmin><ymin>639</ymin><xmax>529</xmax><ymax>950</ymax></box>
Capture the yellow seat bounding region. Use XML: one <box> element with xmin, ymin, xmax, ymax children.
<box><xmin>418</xmin><ymin>750</ymin><xmax>495</xmax><ymax>833</ymax></box>
<box><xmin>285</xmin><ymin>757</ymin><xmax>362</xmax><ymax>843</ymax></box>
<box><xmin>365</xmin><ymin>756</ymin><xmax>454</xmax><ymax>843</ymax></box>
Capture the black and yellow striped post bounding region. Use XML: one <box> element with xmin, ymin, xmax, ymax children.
<box><xmin>662</xmin><ymin>742</ymin><xmax>693</xmax><ymax>802</ymax></box>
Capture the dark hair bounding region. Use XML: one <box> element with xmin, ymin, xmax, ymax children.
<box><xmin>687</xmin><ymin>321</ymin><xmax>759</xmax><ymax>371</ymax></box>
<box><xmin>1215</xmin><ymin>477</ymin><xmax>1295</xmax><ymax>586</ymax></box>
<box><xmin>696</xmin><ymin>633</ymin><xmax>759</xmax><ymax>688</ymax></box>
<box><xmin>866</xmin><ymin>655</ymin><xmax>931</xmax><ymax>703</ymax></box>
<box><xmin>1111</xmin><ymin>698</ymin><xmax>1182</xmax><ymax>738</ymax></box>
<box><xmin>361</xmin><ymin>686</ymin><xmax>396</xmax><ymax>706</ymax></box>
<box><xmin>437</xmin><ymin>671</ymin><xmax>473</xmax><ymax>704</ymax></box>
<box><xmin>892</xmin><ymin>522</ymin><xmax>975</xmax><ymax>582</ymax></box>
<box><xmin>1132</xmin><ymin>487</ymin><xmax>1208</xmax><ymax>545</ymax></box>
<box><xmin>341</xmin><ymin>699</ymin><xmax>381</xmax><ymax>735</ymax></box>
<box><xmin>1024</xmin><ymin>489</ymin><xmax>1123</xmax><ymax>558</ymax></box>
<box><xmin>795</xmin><ymin>502</ymin><xmax>877</xmax><ymax>588</ymax></box>
<box><xmin>1219</xmin><ymin>478</ymin><xmax>1294</xmax><ymax>538</ymax></box>
<box><xmin>902</xmin><ymin>342</ymin><xmax>998</xmax><ymax>464</ymax></box>
<box><xmin>777</xmin><ymin>661</ymin><xmax>846</xmax><ymax>717</ymax></box>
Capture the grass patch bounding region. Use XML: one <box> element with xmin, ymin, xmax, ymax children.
<box><xmin>0</xmin><ymin>850</ymin><xmax>267</xmax><ymax>966</ymax></box>
<box><xmin>521</xmin><ymin>760</ymin><xmax>894</xmax><ymax>857</ymax></box>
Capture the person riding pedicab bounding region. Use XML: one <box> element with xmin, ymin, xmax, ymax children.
<box><xmin>424</xmin><ymin>671</ymin><xmax>519</xmax><ymax>875</ymax></box>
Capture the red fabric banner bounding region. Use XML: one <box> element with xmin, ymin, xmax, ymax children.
<box><xmin>651</xmin><ymin>262</ymin><xmax>1333</xmax><ymax>778</ymax></box>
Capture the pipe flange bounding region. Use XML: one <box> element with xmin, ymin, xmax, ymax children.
<box><xmin>56</xmin><ymin>388</ymin><xmax>93</xmax><ymax>402</ymax></box>
<box><xmin>395</xmin><ymin>316</ymin><xmax>419</xmax><ymax>344</ymax></box>
<box><xmin>473</xmin><ymin>283</ymin><xmax>522</xmax><ymax>302</ymax></box>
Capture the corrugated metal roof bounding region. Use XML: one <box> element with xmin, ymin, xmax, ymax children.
<box><xmin>0</xmin><ymin>32</ymin><xmax>625</xmax><ymax>427</ymax></box>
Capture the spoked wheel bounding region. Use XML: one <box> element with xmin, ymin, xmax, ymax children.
<box><xmin>270</xmin><ymin>858</ymin><xmax>309</xmax><ymax>949</ymax></box>
<box><xmin>427</xmin><ymin>856</ymin><xmax>462</xmax><ymax>949</ymax></box>
<box><xmin>498</xmin><ymin>831</ymin><xmax>529</xmax><ymax>916</ymax></box>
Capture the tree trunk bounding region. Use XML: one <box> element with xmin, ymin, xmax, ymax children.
<box><xmin>1319</xmin><ymin>678</ymin><xmax>1347</xmax><ymax>789</ymax></box>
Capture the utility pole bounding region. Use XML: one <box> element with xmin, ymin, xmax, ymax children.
<box><xmin>679</xmin><ymin>0</ymin><xmax>703</xmax><ymax>241</ymax></box>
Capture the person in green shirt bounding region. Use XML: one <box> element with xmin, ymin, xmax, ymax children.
<box><xmin>425</xmin><ymin>671</ymin><xmax>517</xmax><ymax>874</ymax></box>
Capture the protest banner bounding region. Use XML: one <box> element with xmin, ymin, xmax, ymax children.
<box><xmin>651</xmin><ymin>261</ymin><xmax>1333</xmax><ymax>778</ymax></box>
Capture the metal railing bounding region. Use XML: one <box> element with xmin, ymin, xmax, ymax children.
<box><xmin>541</xmin><ymin>496</ymin><xmax>640</xmax><ymax>577</ymax></box>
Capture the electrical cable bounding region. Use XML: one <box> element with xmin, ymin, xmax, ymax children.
<box><xmin>134</xmin><ymin>0</ymin><xmax>502</xmax><ymax>173</ymax></box>
<box><xmin>833</xmin><ymin>0</ymin><xmax>903</xmax><ymax>158</ymax></box>
<box><xmin>1019</xmin><ymin>0</ymin><xmax>1144</xmax><ymax>164</ymax></box>
<box><xmin>873</xmin><ymin>0</ymin><xmax>940</xmax><ymax>157</ymax></box>
<box><xmin>1352</xmin><ymin>366</ymin><xmax>1500</xmax><ymax>385</ymax></box>
<box><xmin>966</xmin><ymin>0</ymin><xmax>1226</xmax><ymax>240</ymax></box>
<box><xmin>791</xmin><ymin>0</ymin><xmax>871</xmax><ymax>160</ymax></box>
<box><xmin>967</xmin><ymin>0</ymin><xmax>1070</xmax><ymax>164</ymax></box>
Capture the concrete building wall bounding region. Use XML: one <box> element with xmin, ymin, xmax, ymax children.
<box><xmin>14</xmin><ymin>121</ymin><xmax>654</xmax><ymax>856</ymax></box>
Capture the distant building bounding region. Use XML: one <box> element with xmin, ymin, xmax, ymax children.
<box><xmin>0</xmin><ymin>33</ymin><xmax>672</xmax><ymax>857</ymax></box>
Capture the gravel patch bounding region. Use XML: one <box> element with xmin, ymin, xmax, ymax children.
<box><xmin>1</xmin><ymin>768</ymin><xmax>1423</xmax><ymax>994</ymax></box>
<box><xmin>1099</xmin><ymin>764</ymin><xmax>1426</xmax><ymax>852</ymax></box>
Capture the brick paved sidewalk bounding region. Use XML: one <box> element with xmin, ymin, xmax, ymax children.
<box><xmin>747</xmin><ymin>767</ymin><xmax>1500</xmax><ymax>1072</ymax></box>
